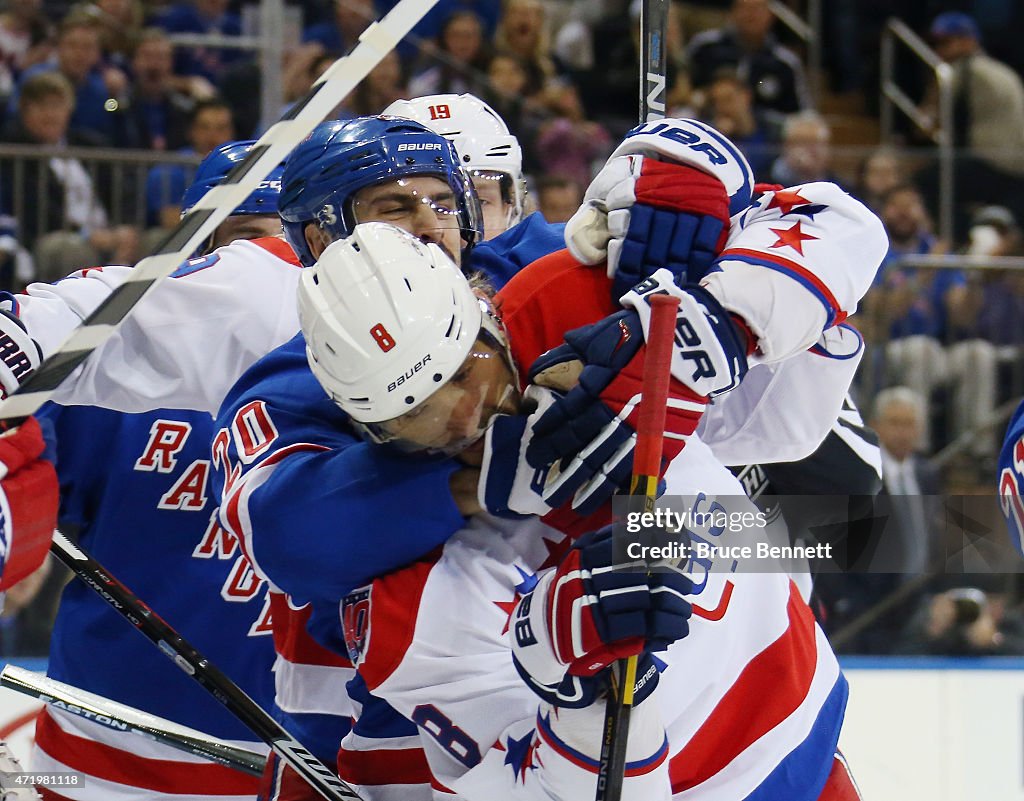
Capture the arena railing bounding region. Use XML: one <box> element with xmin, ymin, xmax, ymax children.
<box><xmin>767</xmin><ymin>0</ymin><xmax>823</xmax><ymax>105</ymax></box>
<box><xmin>880</xmin><ymin>17</ymin><xmax>955</xmax><ymax>242</ymax></box>
<box><xmin>854</xmin><ymin>253</ymin><xmax>1024</xmax><ymax>472</ymax></box>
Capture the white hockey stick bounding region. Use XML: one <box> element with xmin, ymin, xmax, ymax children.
<box><xmin>0</xmin><ymin>665</ymin><xmax>266</xmax><ymax>776</ymax></box>
<box><xmin>0</xmin><ymin>0</ymin><xmax>438</xmax><ymax>425</ymax></box>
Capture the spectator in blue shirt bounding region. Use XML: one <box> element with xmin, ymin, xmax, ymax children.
<box><xmin>10</xmin><ymin>13</ymin><xmax>131</xmax><ymax>145</ymax></box>
<box><xmin>124</xmin><ymin>28</ymin><xmax>194</xmax><ymax>152</ymax></box>
<box><xmin>145</xmin><ymin>96</ymin><xmax>234</xmax><ymax>229</ymax></box>
<box><xmin>698</xmin><ymin>68</ymin><xmax>780</xmax><ymax>178</ymax></box>
<box><xmin>864</xmin><ymin>184</ymin><xmax>970</xmax><ymax>450</ymax></box>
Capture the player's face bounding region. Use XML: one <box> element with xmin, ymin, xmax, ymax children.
<box><xmin>352</xmin><ymin>176</ymin><xmax>463</xmax><ymax>266</ymax></box>
<box><xmin>370</xmin><ymin>333</ymin><xmax>520</xmax><ymax>456</ymax></box>
<box><xmin>210</xmin><ymin>214</ymin><xmax>282</xmax><ymax>250</ymax></box>
<box><xmin>472</xmin><ymin>170</ymin><xmax>512</xmax><ymax>240</ymax></box>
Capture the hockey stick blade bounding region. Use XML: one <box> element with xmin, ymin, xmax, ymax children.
<box><xmin>0</xmin><ymin>666</ymin><xmax>266</xmax><ymax>776</ymax></box>
<box><xmin>49</xmin><ymin>532</ymin><xmax>362</xmax><ymax>801</ymax></box>
<box><xmin>0</xmin><ymin>0</ymin><xmax>439</xmax><ymax>425</ymax></box>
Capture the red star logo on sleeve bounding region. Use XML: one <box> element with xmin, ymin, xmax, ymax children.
<box><xmin>768</xmin><ymin>221</ymin><xmax>819</xmax><ymax>255</ymax></box>
<box><xmin>494</xmin><ymin>596</ymin><xmax>518</xmax><ymax>635</ymax></box>
<box><xmin>767</xmin><ymin>188</ymin><xmax>812</xmax><ymax>214</ymax></box>
<box><xmin>538</xmin><ymin>534</ymin><xmax>572</xmax><ymax>571</ymax></box>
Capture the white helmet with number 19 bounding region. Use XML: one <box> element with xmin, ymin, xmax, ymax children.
<box><xmin>298</xmin><ymin>223</ymin><xmax>510</xmax><ymax>442</ymax></box>
<box><xmin>384</xmin><ymin>94</ymin><xmax>526</xmax><ymax>235</ymax></box>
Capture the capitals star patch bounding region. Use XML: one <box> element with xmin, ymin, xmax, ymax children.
<box><xmin>503</xmin><ymin>730</ymin><xmax>541</xmax><ymax>783</ymax></box>
<box><xmin>768</xmin><ymin>221</ymin><xmax>819</xmax><ymax>255</ymax></box>
<box><xmin>767</xmin><ymin>188</ymin><xmax>812</xmax><ymax>214</ymax></box>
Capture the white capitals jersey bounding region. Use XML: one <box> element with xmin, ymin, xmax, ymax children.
<box><xmin>336</xmin><ymin>439</ymin><xmax>845</xmax><ymax>801</ymax></box>
<box><xmin>10</xmin><ymin>237</ymin><xmax>303</xmax><ymax>414</ymax></box>
<box><xmin>697</xmin><ymin>181</ymin><xmax>887</xmax><ymax>466</ymax></box>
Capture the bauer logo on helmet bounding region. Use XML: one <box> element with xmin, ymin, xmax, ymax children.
<box><xmin>396</xmin><ymin>142</ymin><xmax>443</xmax><ymax>152</ymax></box>
<box><xmin>387</xmin><ymin>354</ymin><xmax>432</xmax><ymax>393</ymax></box>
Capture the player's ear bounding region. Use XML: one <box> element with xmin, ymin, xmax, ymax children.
<box><xmin>304</xmin><ymin>223</ymin><xmax>332</xmax><ymax>261</ymax></box>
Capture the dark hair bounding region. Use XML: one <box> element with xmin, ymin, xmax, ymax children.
<box><xmin>57</xmin><ymin>11</ymin><xmax>101</xmax><ymax>39</ymax></box>
<box><xmin>188</xmin><ymin>97</ymin><xmax>233</xmax><ymax>127</ymax></box>
<box><xmin>709</xmin><ymin>67</ymin><xmax>747</xmax><ymax>90</ymax></box>
<box><xmin>19</xmin><ymin>71</ymin><xmax>75</xmax><ymax>110</ymax></box>
<box><xmin>879</xmin><ymin>182</ymin><xmax>922</xmax><ymax>206</ymax></box>
<box><xmin>131</xmin><ymin>27</ymin><xmax>172</xmax><ymax>56</ymax></box>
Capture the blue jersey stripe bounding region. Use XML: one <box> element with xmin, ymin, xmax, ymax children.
<box><xmin>743</xmin><ymin>674</ymin><xmax>847</xmax><ymax>801</ymax></box>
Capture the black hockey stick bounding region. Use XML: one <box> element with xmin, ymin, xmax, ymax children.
<box><xmin>1</xmin><ymin>665</ymin><xmax>266</xmax><ymax>776</ymax></box>
<box><xmin>595</xmin><ymin>7</ymin><xmax>673</xmax><ymax>797</ymax></box>
<box><xmin>49</xmin><ymin>532</ymin><xmax>360</xmax><ymax>801</ymax></box>
<box><xmin>639</xmin><ymin>0</ymin><xmax>669</xmax><ymax>122</ymax></box>
<box><xmin>0</xmin><ymin>0</ymin><xmax>438</xmax><ymax>426</ymax></box>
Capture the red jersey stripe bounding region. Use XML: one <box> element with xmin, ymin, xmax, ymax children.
<box><xmin>358</xmin><ymin>559</ymin><xmax>434</xmax><ymax>690</ymax></box>
<box><xmin>337</xmin><ymin>745</ymin><xmax>433</xmax><ymax>786</ymax></box>
<box><xmin>35</xmin><ymin>708</ymin><xmax>259</xmax><ymax>795</ymax></box>
<box><xmin>669</xmin><ymin>581</ymin><xmax>818</xmax><ymax>792</ymax></box>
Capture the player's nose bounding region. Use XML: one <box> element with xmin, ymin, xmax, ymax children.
<box><xmin>446</xmin><ymin>390</ymin><xmax>484</xmax><ymax>440</ymax></box>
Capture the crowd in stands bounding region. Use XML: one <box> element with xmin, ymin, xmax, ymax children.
<box><xmin>0</xmin><ymin>0</ymin><xmax>1022</xmax><ymax>657</ymax></box>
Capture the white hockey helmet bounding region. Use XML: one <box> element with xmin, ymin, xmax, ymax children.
<box><xmin>298</xmin><ymin>222</ymin><xmax>506</xmax><ymax>429</ymax></box>
<box><xmin>383</xmin><ymin>93</ymin><xmax>526</xmax><ymax>231</ymax></box>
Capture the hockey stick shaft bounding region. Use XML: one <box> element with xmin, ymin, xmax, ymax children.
<box><xmin>595</xmin><ymin>294</ymin><xmax>679</xmax><ymax>801</ymax></box>
<box><xmin>48</xmin><ymin>532</ymin><xmax>361</xmax><ymax>801</ymax></box>
<box><xmin>0</xmin><ymin>665</ymin><xmax>266</xmax><ymax>776</ymax></box>
<box><xmin>639</xmin><ymin>0</ymin><xmax>669</xmax><ymax>122</ymax></box>
<box><xmin>0</xmin><ymin>0</ymin><xmax>438</xmax><ymax>425</ymax></box>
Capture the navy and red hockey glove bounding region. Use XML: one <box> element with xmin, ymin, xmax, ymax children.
<box><xmin>511</xmin><ymin>527</ymin><xmax>692</xmax><ymax>707</ymax></box>
<box><xmin>565</xmin><ymin>155</ymin><xmax>732</xmax><ymax>301</ymax></box>
<box><xmin>525</xmin><ymin>281</ymin><xmax>748</xmax><ymax>514</ymax></box>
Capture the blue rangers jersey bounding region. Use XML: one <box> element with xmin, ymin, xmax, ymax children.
<box><xmin>999</xmin><ymin>399</ymin><xmax>1024</xmax><ymax>554</ymax></box>
<box><xmin>32</xmin><ymin>404</ymin><xmax>278</xmax><ymax>800</ymax></box>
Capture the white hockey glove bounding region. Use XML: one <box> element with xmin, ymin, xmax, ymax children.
<box><xmin>564</xmin><ymin>118</ymin><xmax>754</xmax><ymax>300</ymax></box>
<box><xmin>0</xmin><ymin>299</ymin><xmax>42</xmax><ymax>397</ymax></box>
<box><xmin>620</xmin><ymin>268</ymin><xmax>750</xmax><ymax>392</ymax></box>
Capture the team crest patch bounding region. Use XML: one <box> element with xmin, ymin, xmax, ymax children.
<box><xmin>341</xmin><ymin>586</ymin><xmax>372</xmax><ymax>664</ymax></box>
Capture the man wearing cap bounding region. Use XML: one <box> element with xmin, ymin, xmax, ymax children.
<box><xmin>917</xmin><ymin>11</ymin><xmax>1024</xmax><ymax>236</ymax></box>
<box><xmin>929</xmin><ymin>11</ymin><xmax>1024</xmax><ymax>173</ymax></box>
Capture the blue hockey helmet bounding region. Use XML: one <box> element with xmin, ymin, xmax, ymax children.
<box><xmin>279</xmin><ymin>116</ymin><xmax>484</xmax><ymax>267</ymax></box>
<box><xmin>181</xmin><ymin>139</ymin><xmax>283</xmax><ymax>216</ymax></box>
